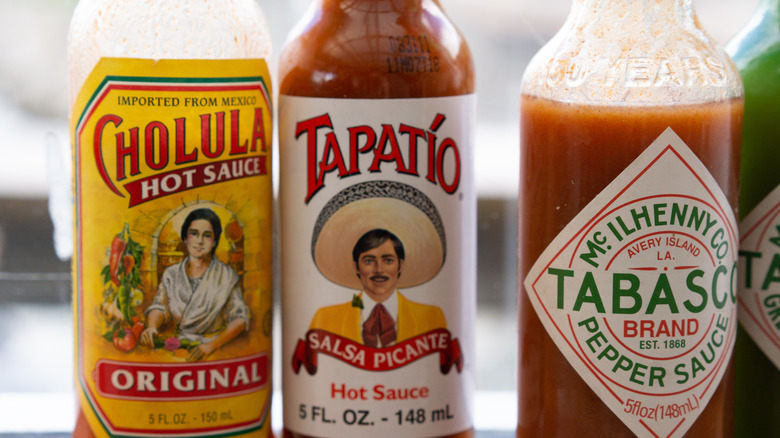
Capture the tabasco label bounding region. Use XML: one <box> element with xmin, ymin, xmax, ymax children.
<box><xmin>71</xmin><ymin>58</ymin><xmax>273</xmax><ymax>437</ymax></box>
<box><xmin>524</xmin><ymin>128</ymin><xmax>738</xmax><ymax>438</ymax></box>
<box><xmin>279</xmin><ymin>95</ymin><xmax>476</xmax><ymax>437</ymax></box>
<box><xmin>738</xmin><ymin>184</ymin><xmax>780</xmax><ymax>370</ymax></box>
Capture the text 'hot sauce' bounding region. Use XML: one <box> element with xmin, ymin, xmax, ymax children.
<box><xmin>518</xmin><ymin>1</ymin><xmax>743</xmax><ymax>437</ymax></box>
<box><xmin>278</xmin><ymin>1</ymin><xmax>476</xmax><ymax>438</ymax></box>
<box><xmin>67</xmin><ymin>1</ymin><xmax>274</xmax><ymax>436</ymax></box>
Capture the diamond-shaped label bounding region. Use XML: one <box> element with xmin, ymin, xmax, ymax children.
<box><xmin>739</xmin><ymin>183</ymin><xmax>780</xmax><ymax>371</ymax></box>
<box><xmin>524</xmin><ymin>128</ymin><xmax>737</xmax><ymax>438</ymax></box>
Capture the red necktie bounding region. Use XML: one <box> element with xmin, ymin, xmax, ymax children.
<box><xmin>362</xmin><ymin>303</ymin><xmax>396</xmax><ymax>348</ymax></box>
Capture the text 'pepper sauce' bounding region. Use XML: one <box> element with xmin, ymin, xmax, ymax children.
<box><xmin>517</xmin><ymin>1</ymin><xmax>743</xmax><ymax>437</ymax></box>
<box><xmin>519</xmin><ymin>97</ymin><xmax>742</xmax><ymax>437</ymax></box>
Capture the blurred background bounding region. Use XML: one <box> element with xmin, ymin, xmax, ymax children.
<box><xmin>0</xmin><ymin>0</ymin><xmax>760</xmax><ymax>434</ymax></box>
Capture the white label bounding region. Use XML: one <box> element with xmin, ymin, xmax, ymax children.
<box><xmin>739</xmin><ymin>183</ymin><xmax>780</xmax><ymax>370</ymax></box>
<box><xmin>279</xmin><ymin>95</ymin><xmax>476</xmax><ymax>437</ymax></box>
<box><xmin>523</xmin><ymin>128</ymin><xmax>738</xmax><ymax>438</ymax></box>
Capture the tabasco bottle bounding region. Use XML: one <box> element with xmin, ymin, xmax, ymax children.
<box><xmin>278</xmin><ymin>1</ymin><xmax>476</xmax><ymax>437</ymax></box>
<box><xmin>67</xmin><ymin>1</ymin><xmax>274</xmax><ymax>436</ymax></box>
<box><xmin>727</xmin><ymin>1</ymin><xmax>780</xmax><ymax>436</ymax></box>
<box><xmin>518</xmin><ymin>1</ymin><xmax>743</xmax><ymax>437</ymax></box>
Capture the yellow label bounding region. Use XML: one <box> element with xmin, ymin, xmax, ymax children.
<box><xmin>71</xmin><ymin>58</ymin><xmax>273</xmax><ymax>437</ymax></box>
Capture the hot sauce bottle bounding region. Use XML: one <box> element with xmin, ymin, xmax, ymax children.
<box><xmin>518</xmin><ymin>1</ymin><xmax>743</xmax><ymax>437</ymax></box>
<box><xmin>278</xmin><ymin>1</ymin><xmax>476</xmax><ymax>437</ymax></box>
<box><xmin>727</xmin><ymin>1</ymin><xmax>780</xmax><ymax>436</ymax></box>
<box><xmin>67</xmin><ymin>1</ymin><xmax>274</xmax><ymax>436</ymax></box>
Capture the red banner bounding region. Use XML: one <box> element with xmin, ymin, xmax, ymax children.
<box><xmin>95</xmin><ymin>353</ymin><xmax>268</xmax><ymax>401</ymax></box>
<box><xmin>292</xmin><ymin>329</ymin><xmax>463</xmax><ymax>374</ymax></box>
<box><xmin>123</xmin><ymin>155</ymin><xmax>267</xmax><ymax>207</ymax></box>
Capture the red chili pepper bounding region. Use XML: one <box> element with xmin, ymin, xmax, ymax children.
<box><xmin>109</xmin><ymin>224</ymin><xmax>129</xmax><ymax>286</ymax></box>
<box><xmin>123</xmin><ymin>254</ymin><xmax>135</xmax><ymax>275</ymax></box>
<box><xmin>130</xmin><ymin>321</ymin><xmax>145</xmax><ymax>339</ymax></box>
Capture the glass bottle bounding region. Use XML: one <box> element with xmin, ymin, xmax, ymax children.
<box><xmin>278</xmin><ymin>1</ymin><xmax>476</xmax><ymax>438</ymax></box>
<box><xmin>727</xmin><ymin>1</ymin><xmax>780</xmax><ymax>436</ymax></box>
<box><xmin>518</xmin><ymin>1</ymin><xmax>743</xmax><ymax>437</ymax></box>
<box><xmin>68</xmin><ymin>1</ymin><xmax>274</xmax><ymax>436</ymax></box>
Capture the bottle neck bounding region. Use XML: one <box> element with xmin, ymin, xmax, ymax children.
<box><xmin>317</xmin><ymin>0</ymin><xmax>427</xmax><ymax>10</ymax></box>
<box><xmin>571</xmin><ymin>0</ymin><xmax>693</xmax><ymax>11</ymax></box>
<box><xmin>567</xmin><ymin>0</ymin><xmax>697</xmax><ymax>29</ymax></box>
<box><xmin>757</xmin><ymin>0</ymin><xmax>780</xmax><ymax>17</ymax></box>
<box><xmin>522</xmin><ymin>0</ymin><xmax>743</xmax><ymax>104</ymax></box>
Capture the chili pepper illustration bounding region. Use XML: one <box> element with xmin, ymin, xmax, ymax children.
<box><xmin>122</xmin><ymin>254</ymin><xmax>134</xmax><ymax>276</ymax></box>
<box><xmin>108</xmin><ymin>224</ymin><xmax>129</xmax><ymax>286</ymax></box>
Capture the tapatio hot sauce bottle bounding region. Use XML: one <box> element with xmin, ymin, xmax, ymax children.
<box><xmin>727</xmin><ymin>1</ymin><xmax>780</xmax><ymax>436</ymax></box>
<box><xmin>67</xmin><ymin>1</ymin><xmax>274</xmax><ymax>436</ymax></box>
<box><xmin>278</xmin><ymin>1</ymin><xmax>476</xmax><ymax>437</ymax></box>
<box><xmin>518</xmin><ymin>1</ymin><xmax>743</xmax><ymax>437</ymax></box>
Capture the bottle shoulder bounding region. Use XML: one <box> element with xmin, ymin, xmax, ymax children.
<box><xmin>67</xmin><ymin>0</ymin><xmax>273</xmax><ymax>105</ymax></box>
<box><xmin>521</xmin><ymin>8</ymin><xmax>742</xmax><ymax>106</ymax></box>
<box><xmin>278</xmin><ymin>3</ymin><xmax>474</xmax><ymax>98</ymax></box>
<box><xmin>728</xmin><ymin>14</ymin><xmax>780</xmax><ymax>72</ymax></box>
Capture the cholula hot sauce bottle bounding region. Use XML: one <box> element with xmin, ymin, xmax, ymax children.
<box><xmin>68</xmin><ymin>1</ymin><xmax>274</xmax><ymax>436</ymax></box>
<box><xmin>278</xmin><ymin>1</ymin><xmax>476</xmax><ymax>437</ymax></box>
<box><xmin>518</xmin><ymin>0</ymin><xmax>743</xmax><ymax>437</ymax></box>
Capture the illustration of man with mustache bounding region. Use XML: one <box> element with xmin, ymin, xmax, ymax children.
<box><xmin>308</xmin><ymin>228</ymin><xmax>446</xmax><ymax>348</ymax></box>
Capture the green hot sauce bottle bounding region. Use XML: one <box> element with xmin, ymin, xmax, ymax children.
<box><xmin>728</xmin><ymin>1</ymin><xmax>780</xmax><ymax>436</ymax></box>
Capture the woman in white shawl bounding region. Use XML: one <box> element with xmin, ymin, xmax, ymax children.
<box><xmin>140</xmin><ymin>208</ymin><xmax>250</xmax><ymax>362</ymax></box>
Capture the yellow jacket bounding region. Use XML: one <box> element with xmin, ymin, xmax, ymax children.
<box><xmin>309</xmin><ymin>292</ymin><xmax>447</xmax><ymax>345</ymax></box>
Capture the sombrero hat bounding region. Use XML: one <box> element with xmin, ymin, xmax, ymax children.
<box><xmin>312</xmin><ymin>181</ymin><xmax>446</xmax><ymax>290</ymax></box>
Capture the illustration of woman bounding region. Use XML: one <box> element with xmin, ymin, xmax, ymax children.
<box><xmin>139</xmin><ymin>208</ymin><xmax>250</xmax><ymax>361</ymax></box>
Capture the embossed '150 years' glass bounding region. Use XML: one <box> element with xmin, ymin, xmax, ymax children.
<box><xmin>518</xmin><ymin>1</ymin><xmax>743</xmax><ymax>437</ymax></box>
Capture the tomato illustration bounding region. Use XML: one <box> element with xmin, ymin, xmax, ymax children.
<box><xmin>113</xmin><ymin>328</ymin><xmax>138</xmax><ymax>352</ymax></box>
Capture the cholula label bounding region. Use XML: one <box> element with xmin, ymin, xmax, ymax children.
<box><xmin>524</xmin><ymin>128</ymin><xmax>737</xmax><ymax>438</ymax></box>
<box><xmin>71</xmin><ymin>58</ymin><xmax>273</xmax><ymax>437</ymax></box>
<box><xmin>738</xmin><ymin>184</ymin><xmax>780</xmax><ymax>370</ymax></box>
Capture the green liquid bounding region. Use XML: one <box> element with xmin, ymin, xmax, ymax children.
<box><xmin>730</xmin><ymin>8</ymin><xmax>780</xmax><ymax>437</ymax></box>
<box><xmin>736</xmin><ymin>46</ymin><xmax>780</xmax><ymax>214</ymax></box>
